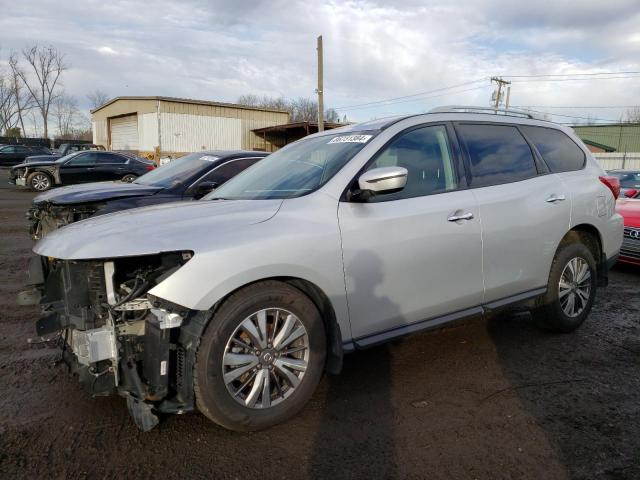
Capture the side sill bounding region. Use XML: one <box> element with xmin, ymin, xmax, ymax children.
<box><xmin>350</xmin><ymin>287</ymin><xmax>548</xmax><ymax>350</ymax></box>
<box><xmin>483</xmin><ymin>287</ymin><xmax>547</xmax><ymax>311</ymax></box>
<box><xmin>353</xmin><ymin>306</ymin><xmax>484</xmax><ymax>349</ymax></box>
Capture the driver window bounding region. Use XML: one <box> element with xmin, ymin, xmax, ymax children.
<box><xmin>66</xmin><ymin>153</ymin><xmax>96</xmax><ymax>166</ymax></box>
<box><xmin>365</xmin><ymin>125</ymin><xmax>457</xmax><ymax>201</ymax></box>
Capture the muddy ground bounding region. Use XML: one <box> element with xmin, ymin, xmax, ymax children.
<box><xmin>0</xmin><ymin>170</ymin><xmax>638</xmax><ymax>479</ymax></box>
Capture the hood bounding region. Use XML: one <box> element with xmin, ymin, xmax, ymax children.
<box><xmin>616</xmin><ymin>198</ymin><xmax>640</xmax><ymax>228</ymax></box>
<box><xmin>33</xmin><ymin>181</ymin><xmax>163</xmax><ymax>205</ymax></box>
<box><xmin>33</xmin><ymin>199</ymin><xmax>283</xmax><ymax>260</ymax></box>
<box><xmin>14</xmin><ymin>159</ymin><xmax>57</xmax><ymax>168</ymax></box>
<box><xmin>25</xmin><ymin>154</ymin><xmax>60</xmax><ymax>162</ymax></box>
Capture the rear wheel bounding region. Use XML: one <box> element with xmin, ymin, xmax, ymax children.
<box><xmin>532</xmin><ymin>241</ymin><xmax>597</xmax><ymax>332</ymax></box>
<box><xmin>27</xmin><ymin>172</ymin><xmax>52</xmax><ymax>192</ymax></box>
<box><xmin>122</xmin><ymin>174</ymin><xmax>137</xmax><ymax>183</ymax></box>
<box><xmin>194</xmin><ymin>281</ymin><xmax>326</xmax><ymax>431</ymax></box>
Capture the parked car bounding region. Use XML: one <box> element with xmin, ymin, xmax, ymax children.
<box><xmin>25</xmin><ymin>143</ymin><xmax>106</xmax><ymax>163</ymax></box>
<box><xmin>607</xmin><ymin>170</ymin><xmax>640</xmax><ymax>198</ymax></box>
<box><xmin>615</xmin><ymin>197</ymin><xmax>640</xmax><ymax>265</ymax></box>
<box><xmin>9</xmin><ymin>150</ymin><xmax>155</xmax><ymax>192</ymax></box>
<box><xmin>24</xmin><ymin>107</ymin><xmax>623</xmax><ymax>432</ymax></box>
<box><xmin>0</xmin><ymin>144</ymin><xmax>52</xmax><ymax>166</ymax></box>
<box><xmin>27</xmin><ymin>150</ymin><xmax>268</xmax><ymax>239</ymax></box>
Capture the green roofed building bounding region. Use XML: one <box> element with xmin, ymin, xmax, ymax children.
<box><xmin>572</xmin><ymin>123</ymin><xmax>640</xmax><ymax>153</ymax></box>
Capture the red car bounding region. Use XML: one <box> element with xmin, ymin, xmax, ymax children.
<box><xmin>616</xmin><ymin>198</ymin><xmax>640</xmax><ymax>265</ymax></box>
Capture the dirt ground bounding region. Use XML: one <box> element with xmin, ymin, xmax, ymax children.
<box><xmin>0</xmin><ymin>170</ymin><xmax>638</xmax><ymax>479</ymax></box>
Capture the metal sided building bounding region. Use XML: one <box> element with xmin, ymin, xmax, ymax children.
<box><xmin>91</xmin><ymin>96</ymin><xmax>290</xmax><ymax>157</ymax></box>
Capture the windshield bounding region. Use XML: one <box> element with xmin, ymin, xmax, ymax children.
<box><xmin>134</xmin><ymin>152</ymin><xmax>220</xmax><ymax>188</ymax></box>
<box><xmin>205</xmin><ymin>132</ymin><xmax>377</xmax><ymax>200</ymax></box>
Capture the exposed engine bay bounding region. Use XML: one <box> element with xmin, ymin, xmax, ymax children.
<box><xmin>27</xmin><ymin>202</ymin><xmax>100</xmax><ymax>240</ymax></box>
<box><xmin>28</xmin><ymin>251</ymin><xmax>203</xmax><ymax>431</ymax></box>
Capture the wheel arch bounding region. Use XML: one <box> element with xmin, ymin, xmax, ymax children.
<box><xmin>199</xmin><ymin>276</ymin><xmax>345</xmax><ymax>375</ymax></box>
<box><xmin>561</xmin><ymin>223</ymin><xmax>607</xmax><ymax>286</ymax></box>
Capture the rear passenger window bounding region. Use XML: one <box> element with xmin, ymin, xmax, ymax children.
<box><xmin>457</xmin><ymin>124</ymin><xmax>537</xmax><ymax>188</ymax></box>
<box><xmin>521</xmin><ymin>126</ymin><xmax>585</xmax><ymax>172</ymax></box>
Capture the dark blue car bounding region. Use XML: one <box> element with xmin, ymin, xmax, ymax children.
<box><xmin>27</xmin><ymin>150</ymin><xmax>267</xmax><ymax>239</ymax></box>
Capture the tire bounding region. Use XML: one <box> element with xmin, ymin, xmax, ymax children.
<box><xmin>27</xmin><ymin>171</ymin><xmax>53</xmax><ymax>192</ymax></box>
<box><xmin>194</xmin><ymin>280</ymin><xmax>326</xmax><ymax>431</ymax></box>
<box><xmin>531</xmin><ymin>241</ymin><xmax>597</xmax><ymax>333</ymax></box>
<box><xmin>122</xmin><ymin>174</ymin><xmax>137</xmax><ymax>183</ymax></box>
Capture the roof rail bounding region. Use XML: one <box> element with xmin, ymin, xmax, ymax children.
<box><xmin>429</xmin><ymin>105</ymin><xmax>545</xmax><ymax>120</ymax></box>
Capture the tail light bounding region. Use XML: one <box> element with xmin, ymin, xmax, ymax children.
<box><xmin>145</xmin><ymin>164</ymin><xmax>156</xmax><ymax>171</ymax></box>
<box><xmin>624</xmin><ymin>188</ymin><xmax>638</xmax><ymax>198</ymax></box>
<box><xmin>599</xmin><ymin>175</ymin><xmax>620</xmax><ymax>200</ymax></box>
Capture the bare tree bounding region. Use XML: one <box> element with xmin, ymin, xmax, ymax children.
<box><xmin>237</xmin><ymin>94</ymin><xmax>338</xmax><ymax>123</ymax></box>
<box><xmin>13</xmin><ymin>45</ymin><xmax>67</xmax><ymax>138</ymax></box>
<box><xmin>8</xmin><ymin>52</ymin><xmax>34</xmax><ymax>135</ymax></box>
<box><xmin>0</xmin><ymin>73</ymin><xmax>19</xmax><ymax>134</ymax></box>
<box><xmin>87</xmin><ymin>89</ymin><xmax>110</xmax><ymax>109</ymax></box>
<box><xmin>53</xmin><ymin>93</ymin><xmax>78</xmax><ymax>138</ymax></box>
<box><xmin>289</xmin><ymin>97</ymin><xmax>318</xmax><ymax>122</ymax></box>
<box><xmin>53</xmin><ymin>93</ymin><xmax>92</xmax><ymax>139</ymax></box>
<box><xmin>325</xmin><ymin>108</ymin><xmax>339</xmax><ymax>123</ymax></box>
<box><xmin>624</xmin><ymin>106</ymin><xmax>640</xmax><ymax>123</ymax></box>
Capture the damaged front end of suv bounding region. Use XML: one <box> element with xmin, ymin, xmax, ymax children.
<box><xmin>27</xmin><ymin>251</ymin><xmax>203</xmax><ymax>431</ymax></box>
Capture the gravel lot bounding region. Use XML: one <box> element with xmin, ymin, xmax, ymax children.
<box><xmin>1</xmin><ymin>169</ymin><xmax>638</xmax><ymax>479</ymax></box>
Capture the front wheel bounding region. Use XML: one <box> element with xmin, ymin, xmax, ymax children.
<box><xmin>27</xmin><ymin>172</ymin><xmax>52</xmax><ymax>192</ymax></box>
<box><xmin>194</xmin><ymin>280</ymin><xmax>326</xmax><ymax>431</ymax></box>
<box><xmin>532</xmin><ymin>242</ymin><xmax>597</xmax><ymax>333</ymax></box>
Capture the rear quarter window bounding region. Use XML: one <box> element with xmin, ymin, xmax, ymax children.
<box><xmin>521</xmin><ymin>126</ymin><xmax>585</xmax><ymax>173</ymax></box>
<box><xmin>456</xmin><ymin>124</ymin><xmax>538</xmax><ymax>188</ymax></box>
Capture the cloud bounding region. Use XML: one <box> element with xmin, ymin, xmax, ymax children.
<box><xmin>96</xmin><ymin>46</ymin><xmax>118</xmax><ymax>56</ymax></box>
<box><xmin>0</xmin><ymin>0</ymin><xmax>638</xmax><ymax>125</ymax></box>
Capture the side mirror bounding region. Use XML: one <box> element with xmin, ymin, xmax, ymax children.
<box><xmin>354</xmin><ymin>166</ymin><xmax>408</xmax><ymax>200</ymax></box>
<box><xmin>624</xmin><ymin>188</ymin><xmax>638</xmax><ymax>198</ymax></box>
<box><xmin>193</xmin><ymin>181</ymin><xmax>219</xmax><ymax>199</ymax></box>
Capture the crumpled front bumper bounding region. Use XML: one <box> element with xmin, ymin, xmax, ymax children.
<box><xmin>26</xmin><ymin>255</ymin><xmax>204</xmax><ymax>431</ymax></box>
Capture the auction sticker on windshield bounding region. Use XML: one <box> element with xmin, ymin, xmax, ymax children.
<box><xmin>328</xmin><ymin>135</ymin><xmax>372</xmax><ymax>144</ymax></box>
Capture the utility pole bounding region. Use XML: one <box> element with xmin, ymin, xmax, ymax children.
<box><xmin>316</xmin><ymin>35</ymin><xmax>324</xmax><ymax>132</ymax></box>
<box><xmin>491</xmin><ymin>77</ymin><xmax>511</xmax><ymax>108</ymax></box>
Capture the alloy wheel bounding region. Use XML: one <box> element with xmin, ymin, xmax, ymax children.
<box><xmin>222</xmin><ymin>308</ymin><xmax>309</xmax><ymax>409</ymax></box>
<box><xmin>558</xmin><ymin>257</ymin><xmax>592</xmax><ymax>318</ymax></box>
<box><xmin>31</xmin><ymin>174</ymin><xmax>50</xmax><ymax>191</ymax></box>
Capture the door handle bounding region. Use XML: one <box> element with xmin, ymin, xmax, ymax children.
<box><xmin>447</xmin><ymin>212</ymin><xmax>474</xmax><ymax>222</ymax></box>
<box><xmin>546</xmin><ymin>194</ymin><xmax>566</xmax><ymax>203</ymax></box>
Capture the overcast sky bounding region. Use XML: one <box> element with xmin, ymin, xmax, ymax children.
<box><xmin>2</xmin><ymin>0</ymin><xmax>640</xmax><ymax>125</ymax></box>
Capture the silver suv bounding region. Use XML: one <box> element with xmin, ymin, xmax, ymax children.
<box><xmin>28</xmin><ymin>107</ymin><xmax>623</xmax><ymax>432</ymax></box>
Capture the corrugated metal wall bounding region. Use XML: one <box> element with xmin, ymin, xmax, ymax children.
<box><xmin>139</xmin><ymin>113</ymin><xmax>158</xmax><ymax>151</ymax></box>
<box><xmin>91</xmin><ymin>98</ymin><xmax>290</xmax><ymax>155</ymax></box>
<box><xmin>573</xmin><ymin>124</ymin><xmax>640</xmax><ymax>152</ymax></box>
<box><xmin>159</xmin><ymin>101</ymin><xmax>288</xmax><ymax>153</ymax></box>
<box><xmin>92</xmin><ymin>120</ymin><xmax>108</xmax><ymax>146</ymax></box>
<box><xmin>594</xmin><ymin>153</ymin><xmax>640</xmax><ymax>170</ymax></box>
<box><xmin>159</xmin><ymin>113</ymin><xmax>242</xmax><ymax>151</ymax></box>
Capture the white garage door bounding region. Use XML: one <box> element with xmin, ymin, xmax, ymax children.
<box><xmin>110</xmin><ymin>115</ymin><xmax>139</xmax><ymax>150</ymax></box>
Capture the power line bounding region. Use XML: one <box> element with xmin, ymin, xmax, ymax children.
<box><xmin>333</xmin><ymin>78</ymin><xmax>489</xmax><ymax>111</ymax></box>
<box><xmin>512</xmin><ymin>105</ymin><xmax>637</xmax><ymax>109</ymax></box>
<box><xmin>521</xmin><ymin>108</ymin><xmax>621</xmax><ymax>123</ymax></box>
<box><xmin>336</xmin><ymin>84</ymin><xmax>492</xmax><ymax>112</ymax></box>
<box><xmin>333</xmin><ymin>70</ymin><xmax>640</xmax><ymax>114</ymax></box>
<box><xmin>503</xmin><ymin>71</ymin><xmax>640</xmax><ymax>78</ymax></box>
<box><xmin>509</xmin><ymin>75</ymin><xmax>640</xmax><ymax>83</ymax></box>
